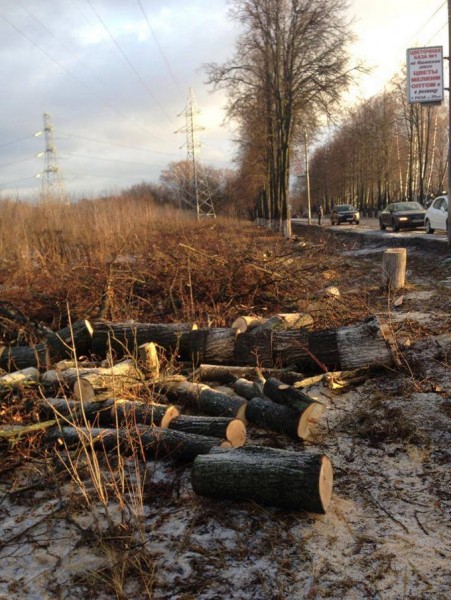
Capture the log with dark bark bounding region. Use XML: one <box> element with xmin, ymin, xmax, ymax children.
<box><xmin>190</xmin><ymin>328</ymin><xmax>238</xmax><ymax>366</ymax></box>
<box><xmin>192</xmin><ymin>364</ymin><xmax>304</xmax><ymax>386</ymax></box>
<box><xmin>162</xmin><ymin>381</ymin><xmax>247</xmax><ymax>423</ymax></box>
<box><xmin>0</xmin><ymin>319</ymin><xmax>93</xmax><ymax>372</ymax></box>
<box><xmin>191</xmin><ymin>446</ymin><xmax>333</xmax><ymax>513</ymax></box>
<box><xmin>245</xmin><ymin>396</ymin><xmax>317</xmax><ymax>440</ymax></box>
<box><xmin>263</xmin><ymin>377</ymin><xmax>317</xmax><ymax>412</ymax></box>
<box><xmin>169</xmin><ymin>415</ymin><xmax>246</xmax><ymax>447</ymax></box>
<box><xmin>91</xmin><ymin>317</ymin><xmax>392</xmax><ymax>373</ymax></box>
<box><xmin>262</xmin><ymin>377</ymin><xmax>325</xmax><ymax>439</ymax></box>
<box><xmin>232</xmin><ymin>377</ymin><xmax>265</xmax><ymax>400</ymax></box>
<box><xmin>45</xmin><ymin>425</ymin><xmax>230</xmax><ymax>461</ymax></box>
<box><xmin>91</xmin><ymin>321</ymin><xmax>194</xmax><ymax>360</ymax></box>
<box><xmin>42</xmin><ymin>397</ymin><xmax>180</xmax><ymax>428</ymax></box>
<box><xmin>307</xmin><ymin>316</ymin><xmax>392</xmax><ymax>371</ymax></box>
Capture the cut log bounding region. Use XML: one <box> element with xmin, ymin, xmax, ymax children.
<box><xmin>307</xmin><ymin>316</ymin><xmax>393</xmax><ymax>371</ymax></box>
<box><xmin>192</xmin><ymin>364</ymin><xmax>304</xmax><ymax>386</ymax></box>
<box><xmin>72</xmin><ymin>359</ymin><xmax>143</xmax><ymax>401</ymax></box>
<box><xmin>137</xmin><ymin>342</ymin><xmax>160</xmax><ymax>379</ymax></box>
<box><xmin>248</xmin><ymin>395</ymin><xmax>323</xmax><ymax>441</ymax></box>
<box><xmin>169</xmin><ymin>415</ymin><xmax>246</xmax><ymax>447</ymax></box>
<box><xmin>382</xmin><ymin>248</ymin><xmax>407</xmax><ymax>291</ymax></box>
<box><xmin>232</xmin><ymin>377</ymin><xmax>265</xmax><ymax>400</ymax></box>
<box><xmin>0</xmin><ymin>319</ymin><xmax>93</xmax><ymax>372</ymax></box>
<box><xmin>250</xmin><ymin>313</ymin><xmax>313</xmax><ymax>335</ymax></box>
<box><xmin>45</xmin><ymin>425</ymin><xmax>230</xmax><ymax>462</ymax></box>
<box><xmin>42</xmin><ymin>397</ymin><xmax>179</xmax><ymax>428</ymax></box>
<box><xmin>91</xmin><ymin>321</ymin><xmax>194</xmax><ymax>359</ymax></box>
<box><xmin>0</xmin><ymin>367</ymin><xmax>40</xmax><ymax>393</ymax></box>
<box><xmin>231</xmin><ymin>315</ymin><xmax>265</xmax><ymax>334</ymax></box>
<box><xmin>162</xmin><ymin>380</ymin><xmax>247</xmax><ymax>423</ymax></box>
<box><xmin>245</xmin><ymin>396</ymin><xmax>312</xmax><ymax>439</ymax></box>
<box><xmin>189</xmin><ymin>328</ymin><xmax>238</xmax><ymax>366</ymax></box>
<box><xmin>263</xmin><ymin>377</ymin><xmax>325</xmax><ymax>439</ymax></box>
<box><xmin>264</xmin><ymin>377</ymin><xmax>320</xmax><ymax>412</ymax></box>
<box><xmin>44</xmin><ymin>319</ymin><xmax>93</xmax><ymax>362</ymax></box>
<box><xmin>191</xmin><ymin>446</ymin><xmax>333</xmax><ymax>514</ymax></box>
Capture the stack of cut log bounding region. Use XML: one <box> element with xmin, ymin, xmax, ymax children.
<box><xmin>0</xmin><ymin>312</ymin><xmax>394</xmax><ymax>514</ymax></box>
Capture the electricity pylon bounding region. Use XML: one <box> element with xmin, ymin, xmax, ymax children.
<box><xmin>177</xmin><ymin>88</ymin><xmax>216</xmax><ymax>218</ymax></box>
<box><xmin>36</xmin><ymin>113</ymin><xmax>67</xmax><ymax>204</ymax></box>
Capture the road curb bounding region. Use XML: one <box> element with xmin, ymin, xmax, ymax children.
<box><xmin>291</xmin><ymin>221</ymin><xmax>448</xmax><ymax>254</ymax></box>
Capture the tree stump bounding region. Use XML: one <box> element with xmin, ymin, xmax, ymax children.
<box><xmin>382</xmin><ymin>248</ymin><xmax>407</xmax><ymax>291</ymax></box>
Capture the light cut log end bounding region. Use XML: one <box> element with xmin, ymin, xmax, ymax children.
<box><xmin>225</xmin><ymin>419</ymin><xmax>246</xmax><ymax>447</ymax></box>
<box><xmin>235</xmin><ymin>402</ymin><xmax>248</xmax><ymax>426</ymax></box>
<box><xmin>319</xmin><ymin>455</ymin><xmax>334</xmax><ymax>513</ymax></box>
<box><xmin>160</xmin><ymin>405</ymin><xmax>181</xmax><ymax>429</ymax></box>
<box><xmin>297</xmin><ymin>401</ymin><xmax>325</xmax><ymax>440</ymax></box>
<box><xmin>73</xmin><ymin>379</ymin><xmax>95</xmax><ymax>402</ymax></box>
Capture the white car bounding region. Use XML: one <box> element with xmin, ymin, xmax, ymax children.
<box><xmin>424</xmin><ymin>195</ymin><xmax>448</xmax><ymax>233</ymax></box>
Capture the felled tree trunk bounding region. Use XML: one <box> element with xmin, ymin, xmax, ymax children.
<box><xmin>245</xmin><ymin>397</ymin><xmax>314</xmax><ymax>440</ymax></box>
<box><xmin>0</xmin><ymin>367</ymin><xmax>40</xmax><ymax>394</ymax></box>
<box><xmin>232</xmin><ymin>377</ymin><xmax>265</xmax><ymax>400</ymax></box>
<box><xmin>46</xmin><ymin>425</ymin><xmax>230</xmax><ymax>461</ymax></box>
<box><xmin>90</xmin><ymin>321</ymin><xmax>194</xmax><ymax>360</ymax></box>
<box><xmin>262</xmin><ymin>377</ymin><xmax>325</xmax><ymax>440</ymax></box>
<box><xmin>162</xmin><ymin>381</ymin><xmax>247</xmax><ymax>423</ymax></box>
<box><xmin>0</xmin><ymin>320</ymin><xmax>93</xmax><ymax>372</ymax></box>
<box><xmin>169</xmin><ymin>416</ymin><xmax>246</xmax><ymax>447</ymax></box>
<box><xmin>192</xmin><ymin>364</ymin><xmax>304</xmax><ymax>386</ymax></box>
<box><xmin>189</xmin><ymin>328</ymin><xmax>238</xmax><ymax>366</ymax></box>
<box><xmin>42</xmin><ymin>397</ymin><xmax>180</xmax><ymax>429</ymax></box>
<box><xmin>191</xmin><ymin>446</ymin><xmax>333</xmax><ymax>514</ymax></box>
<box><xmin>72</xmin><ymin>359</ymin><xmax>144</xmax><ymax>401</ymax></box>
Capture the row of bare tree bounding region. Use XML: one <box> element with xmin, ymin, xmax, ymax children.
<box><xmin>307</xmin><ymin>77</ymin><xmax>448</xmax><ymax>214</ymax></box>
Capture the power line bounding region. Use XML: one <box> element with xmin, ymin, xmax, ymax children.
<box><xmin>135</xmin><ymin>0</ymin><xmax>185</xmax><ymax>101</ymax></box>
<box><xmin>0</xmin><ymin>11</ymin><xmax>163</xmax><ymax>142</ymax></box>
<box><xmin>67</xmin><ymin>153</ymin><xmax>163</xmax><ymax>168</ymax></box>
<box><xmin>0</xmin><ymin>134</ymin><xmax>33</xmax><ymax>148</ymax></box>
<box><xmin>60</xmin><ymin>132</ymin><xmax>180</xmax><ymax>156</ymax></box>
<box><xmin>85</xmin><ymin>0</ymin><xmax>174</xmax><ymax>123</ymax></box>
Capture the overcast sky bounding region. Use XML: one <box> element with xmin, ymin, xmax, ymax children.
<box><xmin>0</xmin><ymin>0</ymin><xmax>447</xmax><ymax>201</ymax></box>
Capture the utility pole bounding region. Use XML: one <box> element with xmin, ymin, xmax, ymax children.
<box><xmin>448</xmin><ymin>1</ymin><xmax>451</xmax><ymax>252</ymax></box>
<box><xmin>177</xmin><ymin>88</ymin><xmax>216</xmax><ymax>218</ymax></box>
<box><xmin>304</xmin><ymin>131</ymin><xmax>312</xmax><ymax>225</ymax></box>
<box><xmin>36</xmin><ymin>113</ymin><xmax>67</xmax><ymax>204</ymax></box>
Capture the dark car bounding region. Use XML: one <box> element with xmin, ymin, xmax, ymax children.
<box><xmin>330</xmin><ymin>204</ymin><xmax>360</xmax><ymax>225</ymax></box>
<box><xmin>379</xmin><ymin>201</ymin><xmax>426</xmax><ymax>232</ymax></box>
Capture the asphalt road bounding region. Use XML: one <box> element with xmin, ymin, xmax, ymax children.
<box><xmin>291</xmin><ymin>217</ymin><xmax>448</xmax><ymax>253</ymax></box>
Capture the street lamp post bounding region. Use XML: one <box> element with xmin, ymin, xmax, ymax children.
<box><xmin>448</xmin><ymin>1</ymin><xmax>451</xmax><ymax>252</ymax></box>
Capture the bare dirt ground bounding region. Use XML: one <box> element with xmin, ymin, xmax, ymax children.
<box><xmin>0</xmin><ymin>222</ymin><xmax>450</xmax><ymax>600</ymax></box>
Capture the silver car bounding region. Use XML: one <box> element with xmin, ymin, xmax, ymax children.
<box><xmin>424</xmin><ymin>195</ymin><xmax>448</xmax><ymax>233</ymax></box>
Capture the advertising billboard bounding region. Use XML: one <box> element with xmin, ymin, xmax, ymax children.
<box><xmin>407</xmin><ymin>46</ymin><xmax>444</xmax><ymax>104</ymax></box>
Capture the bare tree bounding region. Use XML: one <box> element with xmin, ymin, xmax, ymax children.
<box><xmin>206</xmin><ymin>0</ymin><xmax>359</xmax><ymax>235</ymax></box>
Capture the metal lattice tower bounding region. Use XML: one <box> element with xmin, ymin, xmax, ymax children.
<box><xmin>38</xmin><ymin>113</ymin><xmax>67</xmax><ymax>204</ymax></box>
<box><xmin>177</xmin><ymin>88</ymin><xmax>215</xmax><ymax>218</ymax></box>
